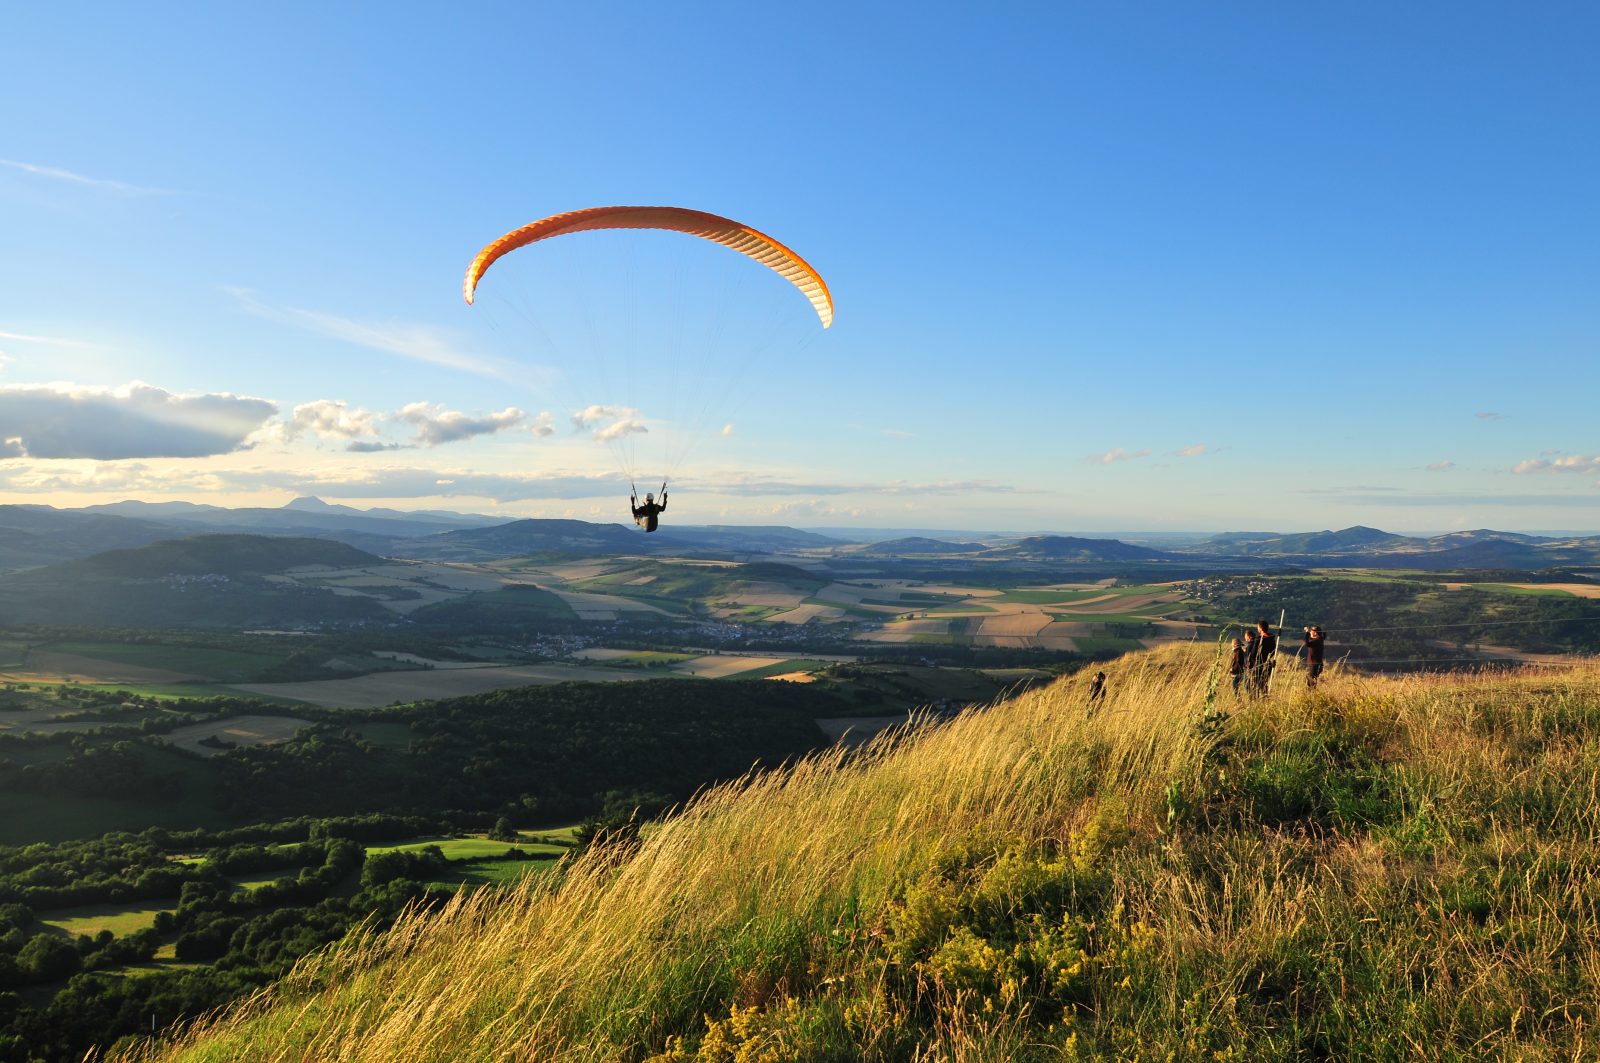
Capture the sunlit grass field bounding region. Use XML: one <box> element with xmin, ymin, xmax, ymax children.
<box><xmin>129</xmin><ymin>647</ymin><xmax>1600</xmax><ymax>1061</ymax></box>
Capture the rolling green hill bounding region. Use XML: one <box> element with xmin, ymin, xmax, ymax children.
<box><xmin>0</xmin><ymin>536</ymin><xmax>390</xmax><ymax>629</ymax></box>
<box><xmin>72</xmin><ymin>535</ymin><xmax>381</xmax><ymax>577</ymax></box>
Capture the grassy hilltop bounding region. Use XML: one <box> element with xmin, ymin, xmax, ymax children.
<box><xmin>126</xmin><ymin>647</ymin><xmax>1600</xmax><ymax>1062</ymax></box>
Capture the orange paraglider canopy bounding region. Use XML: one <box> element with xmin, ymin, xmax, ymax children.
<box><xmin>463</xmin><ymin>206</ymin><xmax>833</xmax><ymax>328</ymax></box>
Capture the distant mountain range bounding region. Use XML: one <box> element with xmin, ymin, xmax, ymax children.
<box><xmin>1</xmin><ymin>501</ymin><xmax>1598</xmax><ymax>575</ymax></box>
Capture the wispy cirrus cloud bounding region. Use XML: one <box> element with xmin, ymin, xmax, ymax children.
<box><xmin>1475</xmin><ymin>411</ymin><xmax>1505</xmax><ymax>421</ymax></box>
<box><xmin>1089</xmin><ymin>447</ymin><xmax>1151</xmax><ymax>465</ymax></box>
<box><xmin>1175</xmin><ymin>443</ymin><xmax>1208</xmax><ymax>458</ymax></box>
<box><xmin>0</xmin><ymin>329</ymin><xmax>98</xmax><ymax>348</ymax></box>
<box><xmin>1426</xmin><ymin>460</ymin><xmax>1456</xmax><ymax>472</ymax></box>
<box><xmin>0</xmin><ymin>158</ymin><xmax>174</xmax><ymax>196</ymax></box>
<box><xmin>226</xmin><ymin>288</ymin><xmax>513</xmax><ymax>380</ymax></box>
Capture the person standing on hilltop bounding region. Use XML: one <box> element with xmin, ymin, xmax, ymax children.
<box><xmin>1303</xmin><ymin>624</ymin><xmax>1327</xmax><ymax>688</ymax></box>
<box><xmin>1227</xmin><ymin>636</ymin><xmax>1247</xmax><ymax>695</ymax></box>
<box><xmin>1253</xmin><ymin>619</ymin><xmax>1278</xmax><ymax>693</ymax></box>
<box><xmin>1240</xmin><ymin>629</ymin><xmax>1258</xmax><ymax>695</ymax></box>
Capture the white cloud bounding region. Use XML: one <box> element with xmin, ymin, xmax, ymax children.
<box><xmin>345</xmin><ymin>441</ymin><xmax>407</xmax><ymax>453</ymax></box>
<box><xmin>1426</xmin><ymin>460</ymin><xmax>1455</xmax><ymax>472</ymax></box>
<box><xmin>1513</xmin><ymin>455</ymin><xmax>1600</xmax><ymax>475</ymax></box>
<box><xmin>1175</xmin><ymin>443</ymin><xmax>1208</xmax><ymax>457</ymax></box>
<box><xmin>571</xmin><ymin>405</ymin><xmax>648</xmax><ymax>442</ymax></box>
<box><xmin>0</xmin><ymin>158</ymin><xmax>172</xmax><ymax>195</ymax></box>
<box><xmin>288</xmin><ymin>399</ymin><xmax>381</xmax><ymax>440</ymax></box>
<box><xmin>571</xmin><ymin>405</ymin><xmax>636</xmax><ymax>429</ymax></box>
<box><xmin>227</xmin><ymin>289</ymin><xmax>510</xmax><ymax>380</ymax></box>
<box><xmin>0</xmin><ymin>382</ymin><xmax>277</xmax><ymax>459</ymax></box>
<box><xmin>720</xmin><ymin>423</ymin><xmax>734</xmax><ymax>438</ymax></box>
<box><xmin>1089</xmin><ymin>447</ymin><xmax>1151</xmax><ymax>465</ymax></box>
<box><xmin>398</xmin><ymin>403</ymin><xmax>526</xmax><ymax>447</ymax></box>
<box><xmin>531</xmin><ymin>411</ymin><xmax>556</xmax><ymax>437</ymax></box>
<box><xmin>0</xmin><ymin>438</ymin><xmax>23</xmax><ymax>458</ymax></box>
<box><xmin>593</xmin><ymin>419</ymin><xmax>648</xmax><ymax>443</ymax></box>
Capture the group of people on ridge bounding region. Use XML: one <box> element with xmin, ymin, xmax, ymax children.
<box><xmin>1227</xmin><ymin>620</ymin><xmax>1327</xmax><ymax>694</ymax></box>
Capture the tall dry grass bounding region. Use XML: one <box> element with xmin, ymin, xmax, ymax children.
<box><xmin>129</xmin><ymin>648</ymin><xmax>1600</xmax><ymax>1061</ymax></box>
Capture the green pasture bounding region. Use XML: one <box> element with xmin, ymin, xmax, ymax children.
<box><xmin>1467</xmin><ymin>582</ymin><xmax>1579</xmax><ymax>597</ymax></box>
<box><xmin>725</xmin><ymin>604</ymin><xmax>785</xmax><ymax>621</ymax></box>
<box><xmin>1069</xmin><ymin>635</ymin><xmax>1147</xmax><ymax>655</ymax></box>
<box><xmin>0</xmin><ymin>641</ymin><xmax>29</xmax><ymax>669</ymax></box>
<box><xmin>597</xmin><ymin>650</ymin><xmax>698</xmax><ymax>668</ymax></box>
<box><xmin>1303</xmin><ymin>569</ymin><xmax>1431</xmax><ymax>582</ymax></box>
<box><xmin>367</xmin><ymin>836</ymin><xmax>569</xmax><ymax>860</ymax></box>
<box><xmin>799</xmin><ymin>597</ymin><xmax>882</xmax><ymax>619</ymax></box>
<box><xmin>523</xmin><ymin>825</ymin><xmax>581</xmax><ymax>845</ymax></box>
<box><xmin>426</xmin><ymin>857</ymin><xmax>558</xmax><ymax>891</ymax></box>
<box><xmin>230</xmin><ymin>871</ymin><xmax>303</xmax><ymax>891</ymax></box>
<box><xmin>77</xmin><ymin>681</ymin><xmax>293</xmax><ymax>702</ymax></box>
<box><xmin>41</xmin><ymin>900</ymin><xmax>176</xmax><ymax>940</ymax></box>
<box><xmin>103</xmin><ymin>956</ymin><xmax>205</xmax><ymax>979</ymax></box>
<box><xmin>45</xmin><ymin>640</ymin><xmax>289</xmax><ymax>682</ymax></box>
<box><xmin>1050</xmin><ymin>611</ymin><xmax>1168</xmax><ymax>624</ymax></box>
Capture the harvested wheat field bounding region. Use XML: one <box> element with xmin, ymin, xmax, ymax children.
<box><xmin>671</xmin><ymin>654</ymin><xmax>791</xmax><ymax>679</ymax></box>
<box><xmin>230</xmin><ymin>662</ymin><xmax>649</xmax><ymax>708</ymax></box>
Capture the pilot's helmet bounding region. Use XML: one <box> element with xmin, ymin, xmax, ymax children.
<box><xmin>645</xmin><ymin>493</ymin><xmax>654</xmax><ymax>503</ymax></box>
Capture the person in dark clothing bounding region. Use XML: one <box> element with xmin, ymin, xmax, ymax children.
<box><xmin>1087</xmin><ymin>670</ymin><xmax>1106</xmax><ymax>708</ymax></box>
<box><xmin>1303</xmin><ymin>624</ymin><xmax>1327</xmax><ymax>687</ymax></box>
<box><xmin>1253</xmin><ymin>619</ymin><xmax>1278</xmax><ymax>693</ymax></box>
<box><xmin>1227</xmin><ymin>636</ymin><xmax>1247</xmax><ymax>694</ymax></box>
<box><xmin>1240</xmin><ymin>630</ymin><xmax>1258</xmax><ymax>694</ymax></box>
<box><xmin>630</xmin><ymin>489</ymin><xmax>667</xmax><ymax>532</ymax></box>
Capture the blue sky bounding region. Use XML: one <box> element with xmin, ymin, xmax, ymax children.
<box><xmin>2</xmin><ymin>2</ymin><xmax>1597</xmax><ymax>532</ymax></box>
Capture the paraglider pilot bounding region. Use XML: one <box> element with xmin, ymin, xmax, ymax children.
<box><xmin>631</xmin><ymin>486</ymin><xmax>667</xmax><ymax>532</ymax></box>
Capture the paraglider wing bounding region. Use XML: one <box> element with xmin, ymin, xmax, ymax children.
<box><xmin>463</xmin><ymin>206</ymin><xmax>833</xmax><ymax>328</ymax></box>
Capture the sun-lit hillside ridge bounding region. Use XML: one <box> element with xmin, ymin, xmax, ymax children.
<box><xmin>126</xmin><ymin>646</ymin><xmax>1600</xmax><ymax>1061</ymax></box>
